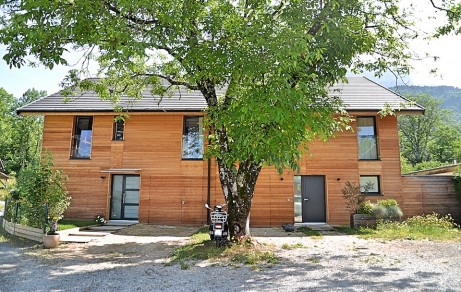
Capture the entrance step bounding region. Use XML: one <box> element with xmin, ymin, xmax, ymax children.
<box><xmin>66</xmin><ymin>231</ymin><xmax>111</xmax><ymax>237</ymax></box>
<box><xmin>294</xmin><ymin>223</ymin><xmax>334</xmax><ymax>231</ymax></box>
<box><xmin>87</xmin><ymin>225</ymin><xmax>127</xmax><ymax>232</ymax></box>
<box><xmin>106</xmin><ymin>220</ymin><xmax>138</xmax><ymax>226</ymax></box>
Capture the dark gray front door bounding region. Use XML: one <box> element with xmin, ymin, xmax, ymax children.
<box><xmin>110</xmin><ymin>174</ymin><xmax>140</xmax><ymax>220</ymax></box>
<box><xmin>301</xmin><ymin>175</ymin><xmax>326</xmax><ymax>222</ymax></box>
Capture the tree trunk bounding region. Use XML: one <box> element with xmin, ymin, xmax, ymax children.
<box><xmin>217</xmin><ymin>158</ymin><xmax>262</xmax><ymax>239</ymax></box>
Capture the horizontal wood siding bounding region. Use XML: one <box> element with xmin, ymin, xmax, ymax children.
<box><xmin>401</xmin><ymin>176</ymin><xmax>461</xmax><ymax>221</ymax></box>
<box><xmin>43</xmin><ymin>113</ymin><xmax>452</xmax><ymax>227</ymax></box>
<box><xmin>43</xmin><ymin>114</ymin><xmax>210</xmax><ymax>224</ymax></box>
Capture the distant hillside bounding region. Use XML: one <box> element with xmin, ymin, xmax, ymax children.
<box><xmin>389</xmin><ymin>85</ymin><xmax>461</xmax><ymax>121</ymax></box>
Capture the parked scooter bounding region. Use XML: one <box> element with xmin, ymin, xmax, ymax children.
<box><xmin>205</xmin><ymin>203</ymin><xmax>231</xmax><ymax>247</ymax></box>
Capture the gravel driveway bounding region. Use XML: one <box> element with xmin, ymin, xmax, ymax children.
<box><xmin>1</xmin><ymin>225</ymin><xmax>460</xmax><ymax>292</ymax></box>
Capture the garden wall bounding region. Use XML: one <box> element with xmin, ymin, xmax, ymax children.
<box><xmin>401</xmin><ymin>175</ymin><xmax>461</xmax><ymax>222</ymax></box>
<box><xmin>2</xmin><ymin>219</ymin><xmax>43</xmax><ymax>242</ymax></box>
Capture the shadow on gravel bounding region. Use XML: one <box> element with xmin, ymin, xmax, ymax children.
<box><xmin>236</xmin><ymin>260</ymin><xmax>443</xmax><ymax>291</ymax></box>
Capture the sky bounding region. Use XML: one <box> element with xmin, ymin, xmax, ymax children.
<box><xmin>0</xmin><ymin>1</ymin><xmax>460</xmax><ymax>98</ymax></box>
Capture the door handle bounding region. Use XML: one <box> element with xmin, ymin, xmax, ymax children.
<box><xmin>122</xmin><ymin>192</ymin><xmax>126</xmax><ymax>204</ymax></box>
<box><xmin>303</xmin><ymin>198</ymin><xmax>309</xmax><ymax>201</ymax></box>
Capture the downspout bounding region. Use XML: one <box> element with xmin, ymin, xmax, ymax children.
<box><xmin>206</xmin><ymin>130</ymin><xmax>211</xmax><ymax>225</ymax></box>
<box><xmin>207</xmin><ymin>156</ymin><xmax>211</xmax><ymax>225</ymax></box>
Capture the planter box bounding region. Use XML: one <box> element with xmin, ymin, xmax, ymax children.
<box><xmin>353</xmin><ymin>214</ymin><xmax>377</xmax><ymax>228</ymax></box>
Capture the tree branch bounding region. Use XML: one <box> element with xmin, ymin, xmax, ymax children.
<box><xmin>430</xmin><ymin>0</ymin><xmax>457</xmax><ymax>16</ymax></box>
<box><xmin>145</xmin><ymin>73</ymin><xmax>199</xmax><ymax>91</ymax></box>
<box><xmin>104</xmin><ymin>1</ymin><xmax>158</xmax><ymax>25</ymax></box>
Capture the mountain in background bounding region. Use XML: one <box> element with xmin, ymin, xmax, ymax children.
<box><xmin>389</xmin><ymin>85</ymin><xmax>461</xmax><ymax>121</ymax></box>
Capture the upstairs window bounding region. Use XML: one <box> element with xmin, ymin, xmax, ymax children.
<box><xmin>357</xmin><ymin>117</ymin><xmax>379</xmax><ymax>160</ymax></box>
<box><xmin>182</xmin><ymin>116</ymin><xmax>203</xmax><ymax>159</ymax></box>
<box><xmin>113</xmin><ymin>118</ymin><xmax>125</xmax><ymax>141</ymax></box>
<box><xmin>71</xmin><ymin>116</ymin><xmax>93</xmax><ymax>159</ymax></box>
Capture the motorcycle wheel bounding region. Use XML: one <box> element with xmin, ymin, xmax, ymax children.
<box><xmin>216</xmin><ymin>238</ymin><xmax>220</xmax><ymax>248</ymax></box>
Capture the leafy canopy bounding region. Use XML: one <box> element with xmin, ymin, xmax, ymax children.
<box><xmin>0</xmin><ymin>0</ymin><xmax>415</xmax><ymax>171</ymax></box>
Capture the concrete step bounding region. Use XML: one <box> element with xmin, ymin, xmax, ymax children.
<box><xmin>294</xmin><ymin>223</ymin><xmax>334</xmax><ymax>231</ymax></box>
<box><xmin>87</xmin><ymin>225</ymin><xmax>126</xmax><ymax>232</ymax></box>
<box><xmin>59</xmin><ymin>235</ymin><xmax>99</xmax><ymax>243</ymax></box>
<box><xmin>67</xmin><ymin>231</ymin><xmax>111</xmax><ymax>237</ymax></box>
<box><xmin>105</xmin><ymin>220</ymin><xmax>138</xmax><ymax>226</ymax></box>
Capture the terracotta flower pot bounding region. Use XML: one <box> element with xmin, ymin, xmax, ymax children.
<box><xmin>43</xmin><ymin>234</ymin><xmax>60</xmax><ymax>249</ymax></box>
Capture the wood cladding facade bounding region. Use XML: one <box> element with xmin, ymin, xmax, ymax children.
<box><xmin>41</xmin><ymin>112</ymin><xmax>460</xmax><ymax>226</ymax></box>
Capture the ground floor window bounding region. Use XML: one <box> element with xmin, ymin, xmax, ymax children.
<box><xmin>360</xmin><ymin>175</ymin><xmax>381</xmax><ymax>195</ymax></box>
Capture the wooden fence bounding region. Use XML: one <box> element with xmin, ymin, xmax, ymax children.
<box><xmin>2</xmin><ymin>219</ymin><xmax>44</xmax><ymax>242</ymax></box>
<box><xmin>401</xmin><ymin>175</ymin><xmax>461</xmax><ymax>222</ymax></box>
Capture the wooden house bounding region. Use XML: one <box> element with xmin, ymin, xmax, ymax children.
<box><xmin>18</xmin><ymin>77</ymin><xmax>459</xmax><ymax>226</ymax></box>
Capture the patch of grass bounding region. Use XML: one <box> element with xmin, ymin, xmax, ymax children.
<box><xmin>297</xmin><ymin>227</ymin><xmax>321</xmax><ymax>237</ymax></box>
<box><xmin>363</xmin><ymin>222</ymin><xmax>461</xmax><ymax>241</ymax></box>
<box><xmin>281</xmin><ymin>243</ymin><xmax>305</xmax><ymax>250</ymax></box>
<box><xmin>57</xmin><ymin>219</ymin><xmax>95</xmax><ymax>231</ymax></box>
<box><xmin>170</xmin><ymin>226</ymin><xmax>278</xmax><ymax>269</ymax></box>
<box><xmin>361</xmin><ymin>214</ymin><xmax>461</xmax><ymax>241</ymax></box>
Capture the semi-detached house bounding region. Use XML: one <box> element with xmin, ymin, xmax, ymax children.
<box><xmin>17</xmin><ymin>76</ymin><xmax>460</xmax><ymax>226</ymax></box>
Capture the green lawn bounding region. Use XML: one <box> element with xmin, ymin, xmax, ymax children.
<box><xmin>57</xmin><ymin>219</ymin><xmax>95</xmax><ymax>231</ymax></box>
<box><xmin>335</xmin><ymin>214</ymin><xmax>461</xmax><ymax>241</ymax></box>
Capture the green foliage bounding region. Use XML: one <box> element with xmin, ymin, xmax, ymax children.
<box><xmin>0</xmin><ymin>0</ymin><xmax>420</xmax><ymax>234</ymax></box>
<box><xmin>357</xmin><ymin>201</ymin><xmax>374</xmax><ymax>215</ymax></box>
<box><xmin>15</xmin><ymin>152</ymin><xmax>71</xmax><ymax>229</ymax></box>
<box><xmin>398</xmin><ymin>94</ymin><xmax>461</xmax><ymax>166</ymax></box>
<box><xmin>57</xmin><ymin>219</ymin><xmax>95</xmax><ymax>231</ymax></box>
<box><xmin>372</xmin><ymin>199</ymin><xmax>403</xmax><ymax>220</ymax></box>
<box><xmin>0</xmin><ymin>88</ymin><xmax>45</xmax><ymax>174</ymax></box>
<box><xmin>390</xmin><ymin>85</ymin><xmax>461</xmax><ymax>122</ymax></box>
<box><xmin>364</xmin><ymin>213</ymin><xmax>461</xmax><ymax>241</ymax></box>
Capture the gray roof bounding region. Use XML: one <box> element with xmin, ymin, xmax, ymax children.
<box><xmin>17</xmin><ymin>77</ymin><xmax>424</xmax><ymax>114</ymax></box>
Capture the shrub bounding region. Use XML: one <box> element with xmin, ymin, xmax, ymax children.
<box><xmin>372</xmin><ymin>199</ymin><xmax>403</xmax><ymax>220</ymax></box>
<box><xmin>357</xmin><ymin>201</ymin><xmax>374</xmax><ymax>215</ymax></box>
<box><xmin>342</xmin><ymin>181</ymin><xmax>373</xmax><ymax>214</ymax></box>
<box><xmin>405</xmin><ymin>213</ymin><xmax>458</xmax><ymax>229</ymax></box>
<box><xmin>16</xmin><ymin>152</ymin><xmax>71</xmax><ymax>230</ymax></box>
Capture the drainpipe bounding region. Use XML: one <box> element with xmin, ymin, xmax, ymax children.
<box><xmin>206</xmin><ymin>130</ymin><xmax>211</xmax><ymax>225</ymax></box>
<box><xmin>207</xmin><ymin>156</ymin><xmax>211</xmax><ymax>225</ymax></box>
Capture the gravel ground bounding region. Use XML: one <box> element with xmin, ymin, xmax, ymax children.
<box><xmin>1</xmin><ymin>224</ymin><xmax>461</xmax><ymax>292</ymax></box>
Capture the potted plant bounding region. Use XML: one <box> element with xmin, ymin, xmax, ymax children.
<box><xmin>42</xmin><ymin>174</ymin><xmax>71</xmax><ymax>248</ymax></box>
<box><xmin>341</xmin><ymin>181</ymin><xmax>375</xmax><ymax>228</ymax></box>
<box><xmin>354</xmin><ymin>201</ymin><xmax>377</xmax><ymax>228</ymax></box>
<box><xmin>43</xmin><ymin>220</ymin><xmax>60</xmax><ymax>248</ymax></box>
